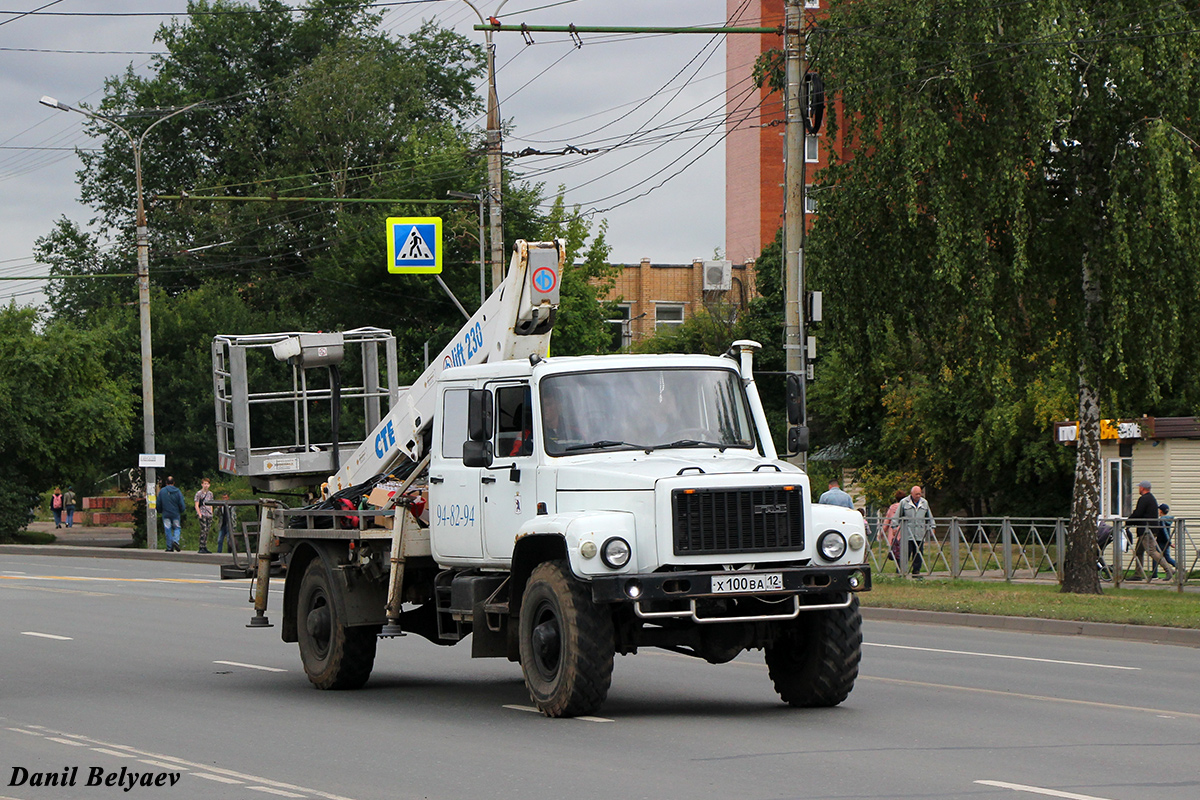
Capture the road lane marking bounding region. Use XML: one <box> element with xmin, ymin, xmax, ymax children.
<box><xmin>140</xmin><ymin>759</ymin><xmax>189</xmax><ymax>770</ymax></box>
<box><xmin>21</xmin><ymin>631</ymin><xmax>72</xmax><ymax>640</ymax></box>
<box><xmin>2</xmin><ymin>575</ymin><xmax>213</xmax><ymax>584</ymax></box>
<box><xmin>7</xmin><ymin>728</ymin><xmax>42</xmax><ymax>736</ymax></box>
<box><xmin>91</xmin><ymin>748</ymin><xmax>131</xmax><ymax>758</ymax></box>
<box><xmin>865</xmin><ymin>642</ymin><xmax>1139</xmax><ymax>670</ymax></box>
<box><xmin>45</xmin><ymin>737</ymin><xmax>87</xmax><ymax>746</ymax></box>
<box><xmin>976</xmin><ymin>779</ymin><xmax>1114</xmax><ymax>799</ymax></box>
<box><xmin>26</xmin><ymin>723</ymin><xmax>358</xmax><ymax>800</ymax></box>
<box><xmin>214</xmin><ymin>660</ymin><xmax>287</xmax><ymax>673</ymax></box>
<box><xmin>502</xmin><ymin>705</ymin><xmax>614</xmax><ymax>722</ymax></box>
<box><xmin>867</xmin><ymin>676</ymin><xmax>1200</xmax><ymax>720</ymax></box>
<box><xmin>195</xmin><ymin>773</ymin><xmax>244</xmax><ymax>784</ymax></box>
<box><xmin>643</xmin><ymin>653</ymin><xmax>1194</xmax><ymax>720</ymax></box>
<box><xmin>249</xmin><ymin>787</ymin><xmax>306</xmax><ymax>798</ymax></box>
<box><xmin>2</xmin><ymin>583</ymin><xmax>115</xmax><ymax>597</ymax></box>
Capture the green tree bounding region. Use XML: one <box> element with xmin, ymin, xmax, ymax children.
<box><xmin>808</xmin><ymin>0</ymin><xmax>1200</xmax><ymax>591</ymax></box>
<box><xmin>35</xmin><ymin>1</ymin><xmax>554</xmax><ymax>483</ymax></box>
<box><xmin>0</xmin><ymin>306</ymin><xmax>134</xmax><ymax>540</ymax></box>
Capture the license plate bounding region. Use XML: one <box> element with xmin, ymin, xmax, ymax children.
<box><xmin>710</xmin><ymin>572</ymin><xmax>784</xmax><ymax>594</ymax></box>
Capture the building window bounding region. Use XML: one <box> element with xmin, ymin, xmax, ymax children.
<box><xmin>655</xmin><ymin>304</ymin><xmax>685</xmax><ymax>331</ymax></box>
<box><xmin>1104</xmin><ymin>457</ymin><xmax>1133</xmax><ymax>518</ymax></box>
<box><xmin>804</xmin><ymin>186</ymin><xmax>817</xmax><ymax>214</ymax></box>
<box><xmin>805</xmin><ymin>0</ymin><xmax>820</xmax><ymax>8</ymax></box>
<box><xmin>607</xmin><ymin>305</ymin><xmax>632</xmax><ymax>350</ymax></box>
<box><xmin>805</xmin><ymin>134</ymin><xmax>819</xmax><ymax>163</ymax></box>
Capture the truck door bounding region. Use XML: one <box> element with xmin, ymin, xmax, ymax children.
<box><xmin>483</xmin><ymin>383</ymin><xmax>537</xmax><ymax>560</ymax></box>
<box><xmin>430</xmin><ymin>387</ymin><xmax>483</xmax><ymax>559</ymax></box>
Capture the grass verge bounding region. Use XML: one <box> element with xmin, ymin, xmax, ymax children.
<box><xmin>7</xmin><ymin>530</ymin><xmax>57</xmax><ymax>545</ymax></box>
<box><xmin>863</xmin><ymin>576</ymin><xmax>1200</xmax><ymax>629</ymax></box>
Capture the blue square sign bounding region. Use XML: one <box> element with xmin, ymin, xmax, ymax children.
<box><xmin>387</xmin><ymin>217</ymin><xmax>442</xmax><ymax>273</ymax></box>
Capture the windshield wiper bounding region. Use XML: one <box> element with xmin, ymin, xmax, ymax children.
<box><xmin>649</xmin><ymin>439</ymin><xmax>730</xmax><ymax>452</ymax></box>
<box><xmin>563</xmin><ymin>439</ymin><xmax>648</xmax><ymax>452</ymax></box>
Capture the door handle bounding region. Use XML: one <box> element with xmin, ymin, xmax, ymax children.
<box><xmin>429</xmin><ymin>476</ymin><xmax>445</xmax><ymax>484</ymax></box>
<box><xmin>481</xmin><ymin>476</ymin><xmax>497</xmax><ymax>484</ymax></box>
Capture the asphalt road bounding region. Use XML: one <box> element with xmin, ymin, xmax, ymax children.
<box><xmin>2</xmin><ymin>553</ymin><xmax>1197</xmax><ymax>800</ymax></box>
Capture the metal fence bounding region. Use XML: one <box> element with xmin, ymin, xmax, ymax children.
<box><xmin>863</xmin><ymin>515</ymin><xmax>1200</xmax><ymax>589</ymax></box>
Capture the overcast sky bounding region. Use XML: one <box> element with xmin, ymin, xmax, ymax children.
<box><xmin>0</xmin><ymin>0</ymin><xmax>759</xmax><ymax>308</ymax></box>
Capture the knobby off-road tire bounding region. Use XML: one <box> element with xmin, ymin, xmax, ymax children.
<box><xmin>518</xmin><ymin>560</ymin><xmax>615</xmax><ymax>717</ymax></box>
<box><xmin>765</xmin><ymin>596</ymin><xmax>862</xmax><ymax>708</ymax></box>
<box><xmin>296</xmin><ymin>559</ymin><xmax>377</xmax><ymax>690</ymax></box>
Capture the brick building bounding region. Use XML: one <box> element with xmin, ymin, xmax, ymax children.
<box><xmin>600</xmin><ymin>258</ymin><xmax>758</xmax><ymax>348</ymax></box>
<box><xmin>725</xmin><ymin>0</ymin><xmax>845</xmax><ymax>264</ymax></box>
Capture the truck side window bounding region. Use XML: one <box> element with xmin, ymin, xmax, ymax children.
<box><xmin>496</xmin><ymin>385</ymin><xmax>532</xmax><ymax>457</ymax></box>
<box><xmin>441</xmin><ymin>389</ymin><xmax>469</xmax><ymax>458</ymax></box>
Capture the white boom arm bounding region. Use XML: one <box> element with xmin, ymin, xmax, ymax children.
<box><xmin>325</xmin><ymin>240</ymin><xmax>563</xmax><ymax>494</ymax></box>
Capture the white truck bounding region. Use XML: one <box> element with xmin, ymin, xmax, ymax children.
<box><xmin>212</xmin><ymin>240</ymin><xmax>870</xmax><ymax>717</ymax></box>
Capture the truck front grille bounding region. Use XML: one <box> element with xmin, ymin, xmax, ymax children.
<box><xmin>672</xmin><ymin>487</ymin><xmax>804</xmax><ymax>555</ymax></box>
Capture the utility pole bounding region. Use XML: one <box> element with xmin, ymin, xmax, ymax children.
<box><xmin>783</xmin><ymin>0</ymin><xmax>809</xmax><ymax>467</ymax></box>
<box><xmin>480</xmin><ymin>17</ymin><xmax>803</xmax><ymax>451</ymax></box>
<box><xmin>462</xmin><ymin>1</ymin><xmax>509</xmax><ymax>291</ymax></box>
<box><xmin>41</xmin><ymin>95</ymin><xmax>201</xmax><ymax>549</ymax></box>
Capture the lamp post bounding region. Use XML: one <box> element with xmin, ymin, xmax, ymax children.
<box><xmin>460</xmin><ymin>0</ymin><xmax>509</xmax><ymax>291</ymax></box>
<box><xmin>447</xmin><ymin>189</ymin><xmax>487</xmax><ymax>305</ymax></box>
<box><xmin>40</xmin><ymin>95</ymin><xmax>201</xmax><ymax>550</ymax></box>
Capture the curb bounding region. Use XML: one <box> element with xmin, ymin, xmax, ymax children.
<box><xmin>861</xmin><ymin>606</ymin><xmax>1200</xmax><ymax>648</ymax></box>
<box><xmin>4</xmin><ymin>544</ymin><xmax>1198</xmax><ymax>648</ymax></box>
<box><xmin>0</xmin><ymin>544</ymin><xmax>238</xmax><ymax>566</ymax></box>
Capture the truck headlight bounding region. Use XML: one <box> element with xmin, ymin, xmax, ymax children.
<box><xmin>601</xmin><ymin>537</ymin><xmax>631</xmax><ymax>569</ymax></box>
<box><xmin>848</xmin><ymin>532</ymin><xmax>865</xmax><ymax>551</ymax></box>
<box><xmin>817</xmin><ymin>530</ymin><xmax>847</xmax><ymax>561</ymax></box>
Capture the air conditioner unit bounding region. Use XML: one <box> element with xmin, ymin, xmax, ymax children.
<box><xmin>703</xmin><ymin>259</ymin><xmax>732</xmax><ymax>291</ymax></box>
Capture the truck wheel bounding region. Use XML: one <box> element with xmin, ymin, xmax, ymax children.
<box><xmin>765</xmin><ymin>596</ymin><xmax>862</xmax><ymax>708</ymax></box>
<box><xmin>297</xmin><ymin>558</ymin><xmax>377</xmax><ymax>690</ymax></box>
<box><xmin>518</xmin><ymin>560</ymin><xmax>614</xmax><ymax>717</ymax></box>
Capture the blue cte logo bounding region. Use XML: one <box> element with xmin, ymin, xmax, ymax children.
<box><xmin>532</xmin><ymin>266</ymin><xmax>557</xmax><ymax>293</ymax></box>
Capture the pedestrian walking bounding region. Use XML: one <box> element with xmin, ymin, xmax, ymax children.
<box><xmin>156</xmin><ymin>476</ymin><xmax>185</xmax><ymax>552</ymax></box>
<box><xmin>62</xmin><ymin>486</ymin><xmax>76</xmax><ymax>528</ymax></box>
<box><xmin>882</xmin><ymin>489</ymin><xmax>904</xmax><ymax>563</ymax></box>
<box><xmin>1150</xmin><ymin>502</ymin><xmax>1178</xmax><ymax>580</ymax></box>
<box><xmin>50</xmin><ymin>488</ymin><xmax>64</xmax><ymax>528</ymax></box>
<box><xmin>818</xmin><ymin>480</ymin><xmax>854</xmax><ymax>508</ymax></box>
<box><xmin>1125</xmin><ymin>481</ymin><xmax>1174</xmax><ymax>582</ymax></box>
<box><xmin>194</xmin><ymin>478</ymin><xmax>214</xmax><ymax>554</ymax></box>
<box><xmin>896</xmin><ymin>485</ymin><xmax>934</xmax><ymax>577</ymax></box>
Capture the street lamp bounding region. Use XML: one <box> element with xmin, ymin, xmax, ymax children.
<box><xmin>447</xmin><ymin>189</ymin><xmax>486</xmax><ymax>305</ymax></box>
<box><xmin>40</xmin><ymin>95</ymin><xmax>202</xmax><ymax>550</ymax></box>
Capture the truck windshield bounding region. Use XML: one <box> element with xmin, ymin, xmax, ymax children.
<box><xmin>539</xmin><ymin>368</ymin><xmax>756</xmax><ymax>456</ymax></box>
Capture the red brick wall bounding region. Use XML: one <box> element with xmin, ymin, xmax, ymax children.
<box><xmin>599</xmin><ymin>259</ymin><xmax>758</xmax><ymax>343</ymax></box>
<box><xmin>726</xmin><ymin>0</ymin><xmax>846</xmax><ymax>262</ymax></box>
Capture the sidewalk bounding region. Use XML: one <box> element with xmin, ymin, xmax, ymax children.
<box><xmin>5</xmin><ymin>520</ymin><xmax>238</xmax><ymax>565</ymax></box>
<box><xmin>24</xmin><ymin>519</ymin><xmax>137</xmax><ymax>548</ymax></box>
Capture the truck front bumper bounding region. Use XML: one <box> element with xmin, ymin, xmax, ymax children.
<box><xmin>589</xmin><ymin>564</ymin><xmax>871</xmax><ymax>623</ymax></box>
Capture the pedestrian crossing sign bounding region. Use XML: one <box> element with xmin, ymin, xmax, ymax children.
<box><xmin>387</xmin><ymin>217</ymin><xmax>442</xmax><ymax>274</ymax></box>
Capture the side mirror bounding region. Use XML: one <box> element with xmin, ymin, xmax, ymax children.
<box><xmin>468</xmin><ymin>389</ymin><xmax>493</xmax><ymax>441</ymax></box>
<box><xmin>787</xmin><ymin>425</ymin><xmax>809</xmax><ymax>454</ymax></box>
<box><xmin>463</xmin><ymin>440</ymin><xmax>493</xmax><ymax>468</ymax></box>
<box><xmin>785</xmin><ymin>373</ymin><xmax>802</xmax><ymax>425</ymax></box>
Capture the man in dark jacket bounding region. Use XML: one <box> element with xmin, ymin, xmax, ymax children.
<box><xmin>1126</xmin><ymin>481</ymin><xmax>1174</xmax><ymax>581</ymax></box>
<box><xmin>156</xmin><ymin>476</ymin><xmax>186</xmax><ymax>552</ymax></box>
